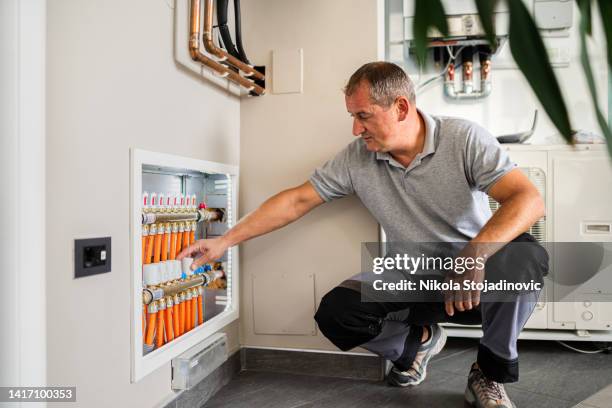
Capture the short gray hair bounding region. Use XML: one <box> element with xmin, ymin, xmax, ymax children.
<box><xmin>344</xmin><ymin>62</ymin><xmax>416</xmax><ymax>107</ymax></box>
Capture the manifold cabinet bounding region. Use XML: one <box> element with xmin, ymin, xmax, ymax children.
<box><xmin>130</xmin><ymin>149</ymin><xmax>239</xmax><ymax>382</ymax></box>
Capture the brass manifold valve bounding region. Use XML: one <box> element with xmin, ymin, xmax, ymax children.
<box><xmin>142</xmin><ymin>207</ymin><xmax>225</xmax><ymax>225</ymax></box>
<box><xmin>141</xmin><ymin>192</ymin><xmax>225</xmax><ymax>225</ymax></box>
<box><xmin>142</xmin><ymin>269</ymin><xmax>224</xmax><ymax>305</ymax></box>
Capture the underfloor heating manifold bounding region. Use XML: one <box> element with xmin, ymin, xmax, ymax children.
<box><xmin>141</xmin><ymin>192</ymin><xmax>226</xmax><ymax>355</ymax></box>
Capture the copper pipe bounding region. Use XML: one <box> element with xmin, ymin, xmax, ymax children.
<box><xmin>189</xmin><ymin>0</ymin><xmax>265</xmax><ymax>95</ymax></box>
<box><xmin>202</xmin><ymin>0</ymin><xmax>264</xmax><ymax>82</ymax></box>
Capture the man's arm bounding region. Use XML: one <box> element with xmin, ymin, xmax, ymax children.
<box><xmin>178</xmin><ymin>181</ymin><xmax>324</xmax><ymax>269</ymax></box>
<box><xmin>473</xmin><ymin>168</ymin><xmax>545</xmax><ymax>244</ymax></box>
<box><xmin>446</xmin><ymin>169</ymin><xmax>545</xmax><ymax>315</ymax></box>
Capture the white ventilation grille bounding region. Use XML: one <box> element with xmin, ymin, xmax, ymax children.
<box><xmin>488</xmin><ymin>167</ymin><xmax>546</xmax><ymax>243</ymax></box>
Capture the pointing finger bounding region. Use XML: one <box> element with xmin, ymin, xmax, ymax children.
<box><xmin>177</xmin><ymin>242</ymin><xmax>201</xmax><ymax>260</ymax></box>
<box><xmin>191</xmin><ymin>251</ymin><xmax>212</xmax><ymax>270</ymax></box>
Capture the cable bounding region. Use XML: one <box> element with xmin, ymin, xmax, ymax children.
<box><xmin>233</xmin><ymin>0</ymin><xmax>251</xmax><ymax>64</ymax></box>
<box><xmin>446</xmin><ymin>45</ymin><xmax>462</xmax><ymax>60</ymax></box>
<box><xmin>556</xmin><ymin>340</ymin><xmax>611</xmax><ymax>354</ymax></box>
<box><xmin>216</xmin><ymin>0</ymin><xmax>241</xmax><ymax>60</ymax></box>
<box><xmin>417</xmin><ymin>62</ymin><xmax>463</xmax><ymax>93</ymax></box>
<box><xmin>416</xmin><ymin>46</ymin><xmax>465</xmax><ymax>93</ymax></box>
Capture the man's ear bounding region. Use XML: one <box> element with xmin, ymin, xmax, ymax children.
<box><xmin>396</xmin><ymin>96</ymin><xmax>410</xmax><ymax>121</ymax></box>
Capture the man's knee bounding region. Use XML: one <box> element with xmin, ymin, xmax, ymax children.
<box><xmin>314</xmin><ymin>286</ymin><xmax>382</xmax><ymax>351</ymax></box>
<box><xmin>314</xmin><ymin>287</ymin><xmax>355</xmax><ymax>335</ymax></box>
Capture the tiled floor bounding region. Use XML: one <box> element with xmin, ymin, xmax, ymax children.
<box><xmin>203</xmin><ymin>339</ymin><xmax>612</xmax><ymax>408</ymax></box>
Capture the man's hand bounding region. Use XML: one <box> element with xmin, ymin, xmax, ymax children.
<box><xmin>444</xmin><ymin>258</ymin><xmax>485</xmax><ymax>316</ymax></box>
<box><xmin>177</xmin><ymin>237</ymin><xmax>229</xmax><ymax>270</ymax></box>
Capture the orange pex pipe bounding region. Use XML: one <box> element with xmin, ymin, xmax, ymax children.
<box><xmin>175</xmin><ymin>230</ymin><xmax>183</xmax><ymax>259</ymax></box>
<box><xmin>153</xmin><ymin>228</ymin><xmax>163</xmax><ymax>263</ymax></box>
<box><xmin>142</xmin><ymin>304</ymin><xmax>147</xmax><ymax>337</ymax></box>
<box><xmin>197</xmin><ymin>294</ymin><xmax>204</xmax><ymax>326</ymax></box>
<box><xmin>191</xmin><ymin>296</ymin><xmax>197</xmax><ymax>328</ymax></box>
<box><xmin>141</xmin><ymin>235</ymin><xmax>147</xmax><ymax>265</ymax></box>
<box><xmin>173</xmin><ymin>302</ymin><xmax>180</xmax><ymax>338</ymax></box>
<box><xmin>156</xmin><ymin>309</ymin><xmax>165</xmax><ymax>348</ymax></box>
<box><xmin>182</xmin><ymin>230</ymin><xmax>190</xmax><ymax>251</ymax></box>
<box><xmin>178</xmin><ymin>300</ymin><xmax>185</xmax><ymax>336</ymax></box>
<box><xmin>190</xmin><ymin>230</ymin><xmax>195</xmax><ymax>247</ymax></box>
<box><xmin>145</xmin><ymin>234</ymin><xmax>154</xmax><ymax>265</ymax></box>
<box><xmin>161</xmin><ymin>228</ymin><xmax>169</xmax><ymax>262</ymax></box>
<box><xmin>169</xmin><ymin>230</ymin><xmax>177</xmax><ymax>260</ymax></box>
<box><xmin>185</xmin><ymin>298</ymin><xmax>191</xmax><ymax>332</ymax></box>
<box><xmin>164</xmin><ymin>306</ymin><xmax>175</xmax><ymax>342</ymax></box>
<box><xmin>145</xmin><ymin>311</ymin><xmax>157</xmax><ymax>346</ymax></box>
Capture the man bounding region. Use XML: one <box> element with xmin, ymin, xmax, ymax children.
<box><xmin>178</xmin><ymin>62</ymin><xmax>545</xmax><ymax>408</ymax></box>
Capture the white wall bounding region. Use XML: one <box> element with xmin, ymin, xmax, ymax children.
<box><xmin>0</xmin><ymin>2</ymin><xmax>47</xmax><ymax>407</ymax></box>
<box><xmin>239</xmin><ymin>0</ymin><xmax>381</xmax><ymax>351</ymax></box>
<box><xmin>46</xmin><ymin>0</ymin><xmax>240</xmax><ymax>406</ymax></box>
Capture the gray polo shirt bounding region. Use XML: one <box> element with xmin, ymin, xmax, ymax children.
<box><xmin>309</xmin><ymin>110</ymin><xmax>516</xmax><ymax>243</ymax></box>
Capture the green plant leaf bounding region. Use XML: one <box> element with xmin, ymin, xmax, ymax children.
<box><xmin>475</xmin><ymin>0</ymin><xmax>498</xmax><ymax>49</ymax></box>
<box><xmin>576</xmin><ymin>0</ymin><xmax>592</xmax><ymax>35</ymax></box>
<box><xmin>507</xmin><ymin>0</ymin><xmax>573</xmax><ymax>141</ymax></box>
<box><xmin>412</xmin><ymin>0</ymin><xmax>448</xmax><ymax>66</ymax></box>
<box><xmin>578</xmin><ymin>0</ymin><xmax>612</xmax><ymax>157</ymax></box>
<box><xmin>596</xmin><ymin>0</ymin><xmax>612</xmax><ymax>70</ymax></box>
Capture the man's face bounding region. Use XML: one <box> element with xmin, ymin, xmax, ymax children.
<box><xmin>345</xmin><ymin>81</ymin><xmax>399</xmax><ymax>153</ymax></box>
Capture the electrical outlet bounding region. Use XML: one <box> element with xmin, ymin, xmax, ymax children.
<box><xmin>75</xmin><ymin>237</ymin><xmax>111</xmax><ymax>278</ymax></box>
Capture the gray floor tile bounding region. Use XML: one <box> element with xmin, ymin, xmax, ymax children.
<box><xmin>508</xmin><ymin>341</ymin><xmax>612</xmax><ymax>404</ymax></box>
<box><xmin>203</xmin><ymin>371</ymin><xmax>358</xmax><ymax>408</ymax></box>
<box><xmin>200</xmin><ymin>339</ymin><xmax>612</xmax><ymax>408</ymax></box>
<box><xmin>426</xmin><ymin>340</ymin><xmax>612</xmax><ymax>404</ymax></box>
<box><xmin>433</xmin><ymin>337</ymin><xmax>479</xmax><ymax>361</ymax></box>
<box><xmin>203</xmin><ymin>369</ymin><xmax>574</xmax><ymax>408</ymax></box>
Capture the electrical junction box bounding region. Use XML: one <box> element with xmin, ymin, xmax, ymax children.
<box><xmin>534</xmin><ymin>0</ymin><xmax>573</xmax><ymax>31</ymax></box>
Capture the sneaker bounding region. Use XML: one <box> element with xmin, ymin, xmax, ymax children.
<box><xmin>387</xmin><ymin>324</ymin><xmax>447</xmax><ymax>387</ymax></box>
<box><xmin>465</xmin><ymin>362</ymin><xmax>516</xmax><ymax>408</ymax></box>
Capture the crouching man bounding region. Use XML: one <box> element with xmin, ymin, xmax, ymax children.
<box><xmin>180</xmin><ymin>62</ymin><xmax>546</xmax><ymax>408</ymax></box>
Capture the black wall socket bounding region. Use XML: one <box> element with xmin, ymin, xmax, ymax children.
<box><xmin>75</xmin><ymin>237</ymin><xmax>111</xmax><ymax>278</ymax></box>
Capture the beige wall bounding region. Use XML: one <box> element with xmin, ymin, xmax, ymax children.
<box><xmin>239</xmin><ymin>0</ymin><xmax>381</xmax><ymax>350</ymax></box>
<box><xmin>46</xmin><ymin>0</ymin><xmax>240</xmax><ymax>406</ymax></box>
